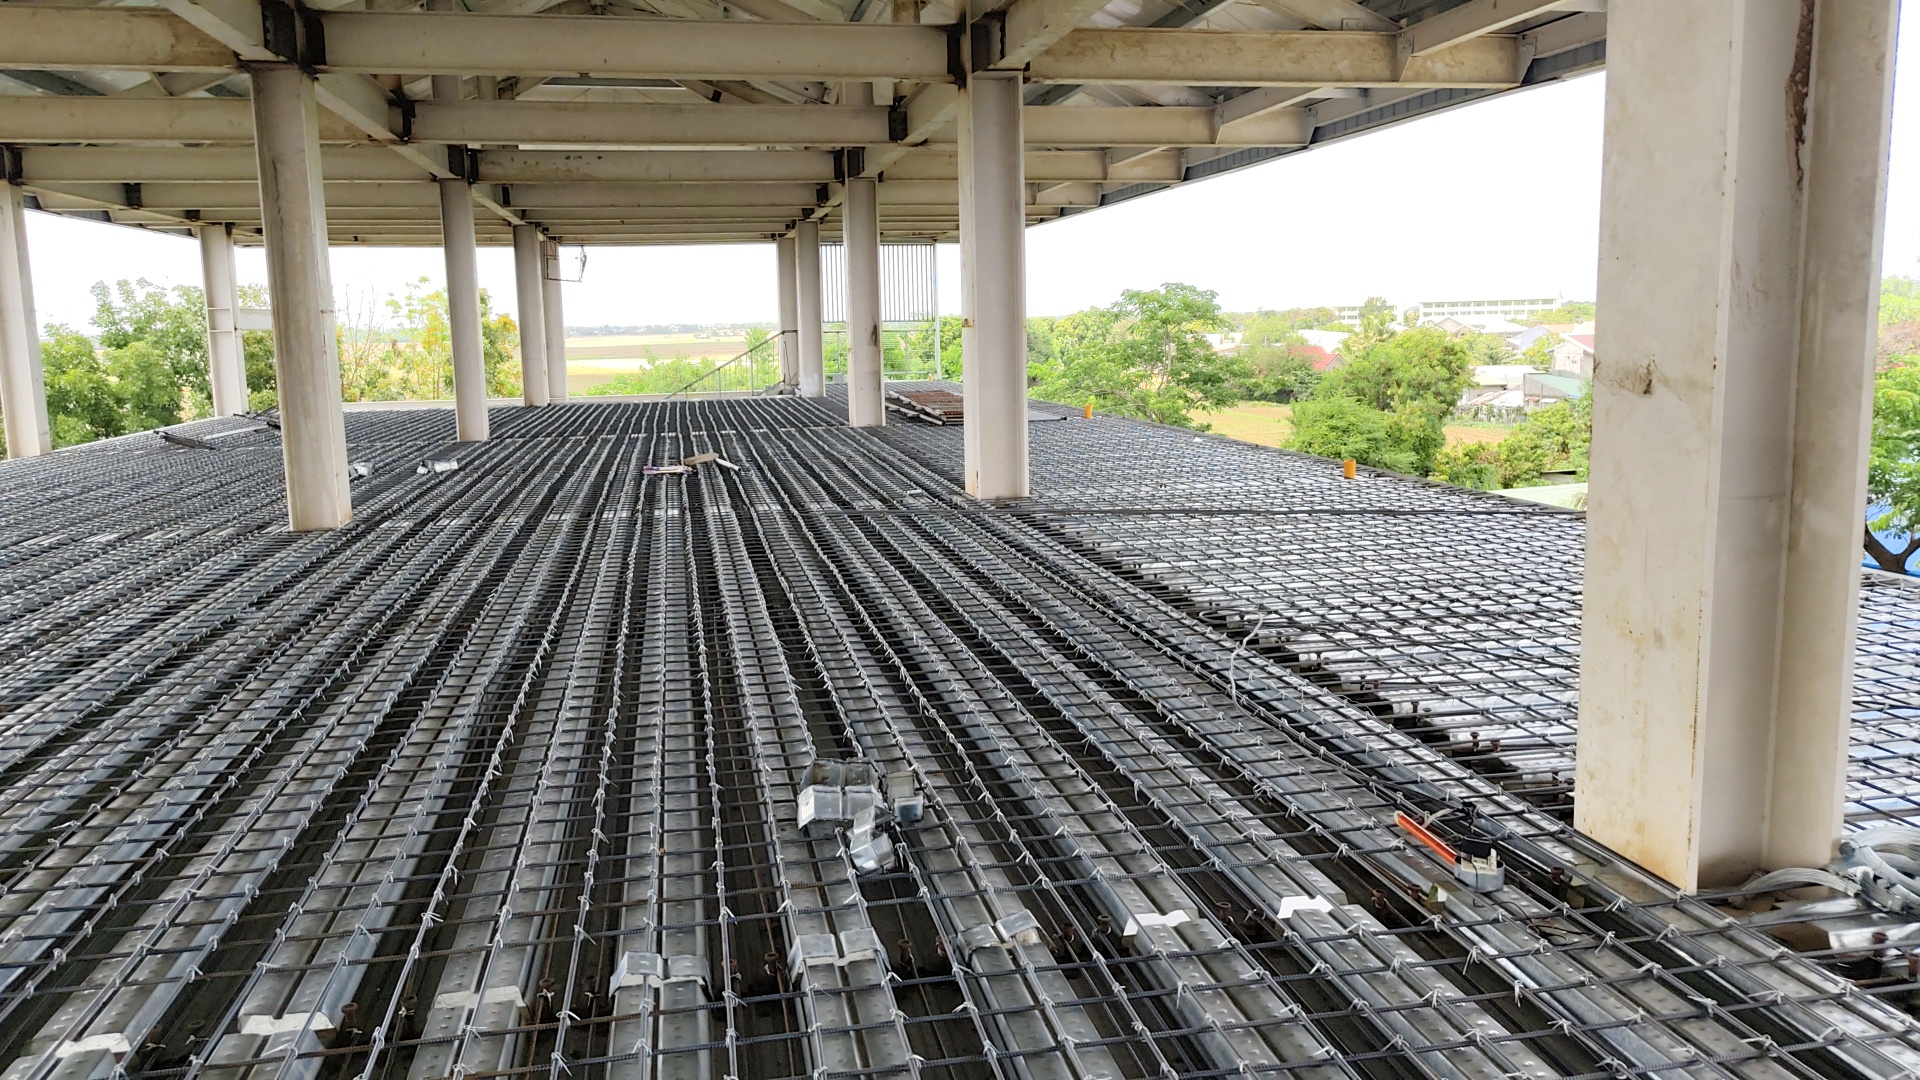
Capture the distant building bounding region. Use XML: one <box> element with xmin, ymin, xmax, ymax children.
<box><xmin>1204</xmin><ymin>331</ymin><xmax>1243</xmax><ymax>353</ymax></box>
<box><xmin>1463</xmin><ymin>316</ymin><xmax>1527</xmax><ymax>335</ymax></box>
<box><xmin>1471</xmin><ymin>364</ymin><xmax>1536</xmax><ymax>390</ymax></box>
<box><xmin>1428</xmin><ymin>315</ymin><xmax>1529</xmax><ymax>336</ymax></box>
<box><xmin>1298</xmin><ymin>345</ymin><xmax>1341</xmax><ymax>371</ymax></box>
<box><xmin>1525</xmin><ymin>371</ymin><xmax>1590</xmax><ymax>406</ymax></box>
<box><xmin>1459</xmin><ymin>365</ymin><xmax>1536</xmax><ymax>419</ymax></box>
<box><xmin>1352</xmin><ymin>297</ymin><xmax>1562</xmax><ymax>323</ymax></box>
<box><xmin>1552</xmin><ymin>333</ymin><xmax>1596</xmax><ymax>376</ymax></box>
<box><xmin>1298</xmin><ymin>328</ymin><xmax>1351</xmax><ymax>355</ymax></box>
<box><xmin>1508</xmin><ymin>325</ymin><xmax>1561</xmax><ymax>353</ymax></box>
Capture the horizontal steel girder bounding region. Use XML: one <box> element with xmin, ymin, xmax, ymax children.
<box><xmin>0</xmin><ymin>7</ymin><xmax>1526</xmax><ymax>89</ymax></box>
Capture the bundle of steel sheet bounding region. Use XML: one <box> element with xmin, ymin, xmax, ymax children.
<box><xmin>3</xmin><ymin>396</ymin><xmax>1920</xmax><ymax>1080</ymax></box>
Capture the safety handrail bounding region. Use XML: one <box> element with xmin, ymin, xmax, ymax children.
<box><xmin>666</xmin><ymin>336</ymin><xmax>781</xmax><ymax>399</ymax></box>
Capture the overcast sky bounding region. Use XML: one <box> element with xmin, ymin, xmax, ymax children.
<box><xmin>20</xmin><ymin>17</ymin><xmax>1920</xmax><ymax>328</ymax></box>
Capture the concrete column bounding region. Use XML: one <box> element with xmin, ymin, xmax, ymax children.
<box><xmin>959</xmin><ymin>70</ymin><xmax>1029</xmax><ymax>500</ymax></box>
<box><xmin>198</xmin><ymin>223</ymin><xmax>248</xmax><ymax>417</ymax></box>
<box><xmin>440</xmin><ymin>179</ymin><xmax>493</xmax><ymax>428</ymax></box>
<box><xmin>1575</xmin><ymin>0</ymin><xmax>1899</xmax><ymax>890</ymax></box>
<box><xmin>844</xmin><ymin>177</ymin><xmax>883</xmax><ymax>427</ymax></box>
<box><xmin>512</xmin><ymin>224</ymin><xmax>547</xmax><ymax>406</ymax></box>
<box><xmin>249</xmin><ymin>64</ymin><xmax>350</xmax><ymax>530</ymax></box>
<box><xmin>0</xmin><ymin>183</ymin><xmax>50</xmax><ymax>458</ymax></box>
<box><xmin>542</xmin><ymin>240</ymin><xmax>566</xmax><ymax>401</ymax></box>
<box><xmin>776</xmin><ymin>234</ymin><xmax>799</xmax><ymax>389</ymax></box>
<box><xmin>795</xmin><ymin>220</ymin><xmax>824</xmax><ymax>398</ymax></box>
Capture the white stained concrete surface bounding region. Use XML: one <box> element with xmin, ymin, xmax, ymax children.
<box><xmin>1576</xmin><ymin>0</ymin><xmax>1898</xmax><ymax>891</ymax></box>
<box><xmin>199</xmin><ymin>223</ymin><xmax>248</xmax><ymax>417</ymax></box>
<box><xmin>0</xmin><ymin>182</ymin><xmax>50</xmax><ymax>458</ymax></box>
<box><xmin>250</xmin><ymin>66</ymin><xmax>352</xmax><ymax>530</ymax></box>
<box><xmin>960</xmin><ymin>70</ymin><xmax>1030</xmax><ymax>501</ymax></box>
<box><xmin>777</xmin><ymin>233</ymin><xmax>799</xmax><ymax>389</ymax></box>
<box><xmin>543</xmin><ymin>239</ymin><xmax>567</xmax><ymax>401</ymax></box>
<box><xmin>441</xmin><ymin>178</ymin><xmax>497</xmax><ymax>429</ymax></box>
<box><xmin>844</xmin><ymin>176</ymin><xmax>883</xmax><ymax>428</ymax></box>
<box><xmin>796</xmin><ymin>221</ymin><xmax>824</xmax><ymax>399</ymax></box>
<box><xmin>513</xmin><ymin>224</ymin><xmax>549</xmax><ymax>407</ymax></box>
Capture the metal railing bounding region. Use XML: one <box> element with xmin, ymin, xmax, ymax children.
<box><xmin>665</xmin><ymin>335</ymin><xmax>783</xmax><ymax>398</ymax></box>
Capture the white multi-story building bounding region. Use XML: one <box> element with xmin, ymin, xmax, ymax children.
<box><xmin>1332</xmin><ymin>297</ymin><xmax>1564</xmax><ymax>323</ymax></box>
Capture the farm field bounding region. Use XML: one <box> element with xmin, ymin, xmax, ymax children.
<box><xmin>561</xmin><ymin>332</ymin><xmax>756</xmax><ymax>393</ymax></box>
<box><xmin>563</xmin><ymin>332</ymin><xmax>751</xmax><ymax>362</ymax></box>
<box><xmin>1192</xmin><ymin>402</ymin><xmax>1515</xmax><ymax>450</ymax></box>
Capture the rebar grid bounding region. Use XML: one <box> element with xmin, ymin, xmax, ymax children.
<box><xmin>0</xmin><ymin>396</ymin><xmax>1915</xmax><ymax>1080</ymax></box>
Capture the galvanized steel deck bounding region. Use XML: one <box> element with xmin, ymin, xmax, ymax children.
<box><xmin>3</xmin><ymin>396</ymin><xmax>1920</xmax><ymax>1080</ymax></box>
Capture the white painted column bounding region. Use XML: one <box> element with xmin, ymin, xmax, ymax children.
<box><xmin>199</xmin><ymin>223</ymin><xmax>248</xmax><ymax>417</ymax></box>
<box><xmin>795</xmin><ymin>220</ymin><xmax>824</xmax><ymax>398</ymax></box>
<box><xmin>1575</xmin><ymin>0</ymin><xmax>1899</xmax><ymax>890</ymax></box>
<box><xmin>542</xmin><ymin>240</ymin><xmax>567</xmax><ymax>401</ymax></box>
<box><xmin>844</xmin><ymin>177</ymin><xmax>884</xmax><ymax>427</ymax></box>
<box><xmin>440</xmin><ymin>178</ymin><xmax>493</xmax><ymax>428</ymax></box>
<box><xmin>776</xmin><ymin>234</ymin><xmax>799</xmax><ymax>389</ymax></box>
<box><xmin>0</xmin><ymin>183</ymin><xmax>49</xmax><ymax>458</ymax></box>
<box><xmin>512</xmin><ymin>224</ymin><xmax>548</xmax><ymax>407</ymax></box>
<box><xmin>959</xmin><ymin>70</ymin><xmax>1029</xmax><ymax>500</ymax></box>
<box><xmin>249</xmin><ymin>64</ymin><xmax>350</xmax><ymax>530</ymax></box>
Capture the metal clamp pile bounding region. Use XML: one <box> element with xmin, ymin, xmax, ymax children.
<box><xmin>796</xmin><ymin>757</ymin><xmax>923</xmax><ymax>874</ymax></box>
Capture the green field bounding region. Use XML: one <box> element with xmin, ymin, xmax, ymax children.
<box><xmin>1192</xmin><ymin>402</ymin><xmax>1515</xmax><ymax>450</ymax></box>
<box><xmin>563</xmin><ymin>333</ymin><xmax>754</xmax><ymax>393</ymax></box>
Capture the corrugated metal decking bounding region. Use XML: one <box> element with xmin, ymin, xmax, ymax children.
<box><xmin>3</xmin><ymin>396</ymin><xmax>1920</xmax><ymax>1080</ymax></box>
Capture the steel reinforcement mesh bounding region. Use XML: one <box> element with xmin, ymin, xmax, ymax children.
<box><xmin>0</xmin><ymin>396</ymin><xmax>1918</xmax><ymax>1080</ymax></box>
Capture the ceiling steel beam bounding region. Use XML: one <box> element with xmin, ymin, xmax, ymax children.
<box><xmin>15</xmin><ymin>147</ymin><xmax>427</xmax><ymax>183</ymax></box>
<box><xmin>417</xmin><ymin>101</ymin><xmax>1303</xmax><ymax>149</ymax></box>
<box><xmin>1027</xmin><ymin>29</ymin><xmax>1522</xmax><ymax>87</ymax></box>
<box><xmin>319</xmin><ymin>12</ymin><xmax>951</xmax><ymax>81</ymax></box>
<box><xmin>16</xmin><ymin>146</ymin><xmax>1177</xmax><ymax>185</ymax></box>
<box><xmin>409</xmin><ymin>99</ymin><xmax>894</xmax><ymax>146</ymax></box>
<box><xmin>0</xmin><ymin>7</ymin><xmax>234</xmax><ymax>72</ymax></box>
<box><xmin>151</xmin><ymin>0</ymin><xmax>462</xmax><ymax>188</ymax></box>
<box><xmin>476</xmin><ymin>150</ymin><xmax>840</xmax><ymax>183</ymax></box>
<box><xmin>996</xmin><ymin>0</ymin><xmax>1113</xmax><ymax>70</ymax></box>
<box><xmin>502</xmin><ymin>182</ymin><xmax>827</xmax><ymax>207</ymax></box>
<box><xmin>1</xmin><ymin>8</ymin><xmax>1525</xmax><ymax>90</ymax></box>
<box><xmin>1401</xmin><ymin>0</ymin><xmax>1568</xmax><ymax>57</ymax></box>
<box><xmin>0</xmin><ymin>96</ymin><xmax>368</xmax><ymax>144</ymax></box>
<box><xmin>1247</xmin><ymin>0</ymin><xmax>1394</xmax><ymax>31</ymax></box>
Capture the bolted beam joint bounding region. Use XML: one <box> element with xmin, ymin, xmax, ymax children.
<box><xmin>260</xmin><ymin>0</ymin><xmax>327</xmax><ymax>72</ymax></box>
<box><xmin>969</xmin><ymin>13</ymin><xmax>1006</xmax><ymax>72</ymax></box>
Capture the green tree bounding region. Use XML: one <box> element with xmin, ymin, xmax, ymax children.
<box><xmin>1459</xmin><ymin>331</ymin><xmax>1517</xmax><ymax>366</ymax></box>
<box><xmin>1293</xmin><ymin>325</ymin><xmax>1473</xmax><ymax>475</ymax></box>
<box><xmin>108</xmin><ymin>341</ymin><xmax>184</xmax><ymax>431</ymax></box>
<box><xmin>341</xmin><ymin>279</ymin><xmax>523</xmax><ymax>402</ymax></box>
<box><xmin>1287</xmin><ymin>397</ymin><xmax>1417</xmax><ymax>473</ymax></box>
<box><xmin>1230</xmin><ymin>310</ymin><xmax>1321</xmax><ymax>401</ymax></box>
<box><xmin>1031</xmin><ymin>283</ymin><xmax>1244</xmax><ymax>427</ymax></box>
<box><xmin>1521</xmin><ymin>333</ymin><xmax>1558</xmax><ymax>371</ymax></box>
<box><xmin>1867</xmin><ymin>361</ymin><xmax>1920</xmax><ymax>573</ymax></box>
<box><xmin>1347</xmin><ymin>296</ymin><xmax>1399</xmax><ymax>351</ymax></box>
<box><xmin>91</xmin><ymin>279</ymin><xmax>211</xmax><ymax>418</ymax></box>
<box><xmin>1431</xmin><ymin>442</ymin><xmax>1501</xmax><ymax>490</ymax></box>
<box><xmin>239</xmin><ymin>284</ymin><xmax>277</xmax><ymax>410</ymax></box>
<box><xmin>41</xmin><ymin>328</ymin><xmax>123</xmax><ymax>446</ymax></box>
<box><xmin>1881</xmin><ymin>276</ymin><xmax>1920</xmax><ymax>326</ymax></box>
<box><xmin>1515</xmin><ymin>301</ymin><xmax>1596</xmax><ymax>327</ymax></box>
<box><xmin>1432</xmin><ymin>394</ymin><xmax>1592</xmax><ymax>490</ymax></box>
<box><xmin>901</xmin><ymin>315</ymin><xmax>963</xmax><ymax>379</ymax></box>
<box><xmin>1235</xmin><ymin>347</ymin><xmax>1323</xmax><ymax>402</ymax></box>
